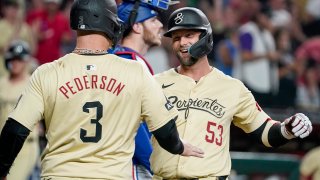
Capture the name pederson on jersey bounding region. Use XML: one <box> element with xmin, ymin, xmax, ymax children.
<box><xmin>151</xmin><ymin>68</ymin><xmax>270</xmax><ymax>178</ymax></box>
<box><xmin>9</xmin><ymin>53</ymin><xmax>178</xmax><ymax>179</ymax></box>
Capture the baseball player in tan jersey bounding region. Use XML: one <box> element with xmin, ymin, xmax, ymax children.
<box><xmin>0</xmin><ymin>41</ymin><xmax>39</xmax><ymax>180</ymax></box>
<box><xmin>0</xmin><ymin>1</ymin><xmax>204</xmax><ymax>180</ymax></box>
<box><xmin>150</xmin><ymin>7</ymin><xmax>313</xmax><ymax>180</ymax></box>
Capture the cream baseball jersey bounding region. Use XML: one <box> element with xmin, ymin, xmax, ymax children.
<box><xmin>9</xmin><ymin>53</ymin><xmax>178</xmax><ymax>179</ymax></box>
<box><xmin>151</xmin><ymin>68</ymin><xmax>271</xmax><ymax>178</ymax></box>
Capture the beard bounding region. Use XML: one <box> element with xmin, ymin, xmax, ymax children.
<box><xmin>142</xmin><ymin>26</ymin><xmax>161</xmax><ymax>47</ymax></box>
<box><xmin>176</xmin><ymin>52</ymin><xmax>198</xmax><ymax>66</ymax></box>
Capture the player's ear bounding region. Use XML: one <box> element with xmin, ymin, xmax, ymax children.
<box><xmin>132</xmin><ymin>23</ymin><xmax>143</xmax><ymax>34</ymax></box>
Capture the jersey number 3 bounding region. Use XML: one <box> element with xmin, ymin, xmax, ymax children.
<box><xmin>205</xmin><ymin>121</ymin><xmax>223</xmax><ymax>146</ymax></box>
<box><xmin>80</xmin><ymin>101</ymin><xmax>103</xmax><ymax>143</ymax></box>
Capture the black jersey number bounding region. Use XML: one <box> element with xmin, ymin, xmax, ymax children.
<box><xmin>80</xmin><ymin>101</ymin><xmax>103</xmax><ymax>143</ymax></box>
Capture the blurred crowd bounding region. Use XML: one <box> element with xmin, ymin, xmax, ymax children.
<box><xmin>0</xmin><ymin>0</ymin><xmax>319</xmax><ymax>179</ymax></box>
<box><xmin>0</xmin><ymin>0</ymin><xmax>320</xmax><ymax>111</ymax></box>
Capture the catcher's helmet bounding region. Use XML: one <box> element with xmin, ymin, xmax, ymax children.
<box><xmin>70</xmin><ymin>0</ymin><xmax>123</xmax><ymax>45</ymax></box>
<box><xmin>118</xmin><ymin>0</ymin><xmax>179</xmax><ymax>31</ymax></box>
<box><xmin>4</xmin><ymin>41</ymin><xmax>30</xmax><ymax>70</ymax></box>
<box><xmin>118</xmin><ymin>1</ymin><xmax>158</xmax><ymax>25</ymax></box>
<box><xmin>164</xmin><ymin>7</ymin><xmax>213</xmax><ymax>59</ymax></box>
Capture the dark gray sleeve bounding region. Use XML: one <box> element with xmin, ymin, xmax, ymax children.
<box><xmin>248</xmin><ymin>121</ymin><xmax>289</xmax><ymax>148</ymax></box>
<box><xmin>0</xmin><ymin>118</ymin><xmax>30</xmax><ymax>178</ymax></box>
<box><xmin>152</xmin><ymin>117</ymin><xmax>184</xmax><ymax>154</ymax></box>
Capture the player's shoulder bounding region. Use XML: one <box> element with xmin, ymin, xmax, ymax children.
<box><xmin>154</xmin><ymin>68</ymin><xmax>176</xmax><ymax>80</ymax></box>
<box><xmin>30</xmin><ymin>54</ymin><xmax>72</xmax><ymax>79</ymax></box>
<box><xmin>213</xmin><ymin>68</ymin><xmax>244</xmax><ymax>87</ymax></box>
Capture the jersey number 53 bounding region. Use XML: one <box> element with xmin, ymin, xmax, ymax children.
<box><xmin>205</xmin><ymin>121</ymin><xmax>223</xmax><ymax>146</ymax></box>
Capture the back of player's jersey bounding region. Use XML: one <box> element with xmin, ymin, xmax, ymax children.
<box><xmin>44</xmin><ymin>54</ymin><xmax>141</xmax><ymax>178</ymax></box>
<box><xmin>9</xmin><ymin>53</ymin><xmax>177</xmax><ymax>179</ymax></box>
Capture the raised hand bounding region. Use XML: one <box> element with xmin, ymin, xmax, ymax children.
<box><xmin>281</xmin><ymin>113</ymin><xmax>313</xmax><ymax>139</ymax></box>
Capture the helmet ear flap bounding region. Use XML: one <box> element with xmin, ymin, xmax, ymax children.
<box><xmin>188</xmin><ymin>31</ymin><xmax>213</xmax><ymax>59</ymax></box>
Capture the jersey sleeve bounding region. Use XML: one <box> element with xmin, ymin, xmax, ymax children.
<box><xmin>140</xmin><ymin>69</ymin><xmax>178</xmax><ymax>132</ymax></box>
<box><xmin>9</xmin><ymin>67</ymin><xmax>45</xmax><ymax>130</ymax></box>
<box><xmin>232</xmin><ymin>83</ymin><xmax>270</xmax><ymax>133</ymax></box>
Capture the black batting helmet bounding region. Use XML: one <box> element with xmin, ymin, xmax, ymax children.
<box><xmin>164</xmin><ymin>7</ymin><xmax>213</xmax><ymax>59</ymax></box>
<box><xmin>4</xmin><ymin>41</ymin><xmax>30</xmax><ymax>70</ymax></box>
<box><xmin>70</xmin><ymin>0</ymin><xmax>123</xmax><ymax>45</ymax></box>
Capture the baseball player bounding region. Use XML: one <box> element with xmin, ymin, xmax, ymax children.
<box><xmin>150</xmin><ymin>7</ymin><xmax>313</xmax><ymax>179</ymax></box>
<box><xmin>0</xmin><ymin>1</ymin><xmax>204</xmax><ymax>180</ymax></box>
<box><xmin>114</xmin><ymin>0</ymin><xmax>178</xmax><ymax>179</ymax></box>
<box><xmin>0</xmin><ymin>40</ymin><xmax>39</xmax><ymax>180</ymax></box>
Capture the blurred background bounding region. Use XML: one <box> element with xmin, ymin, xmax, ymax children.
<box><xmin>0</xmin><ymin>0</ymin><xmax>319</xmax><ymax>179</ymax></box>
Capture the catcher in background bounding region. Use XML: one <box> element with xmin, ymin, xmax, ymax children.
<box><xmin>114</xmin><ymin>0</ymin><xmax>178</xmax><ymax>179</ymax></box>
<box><xmin>150</xmin><ymin>7</ymin><xmax>313</xmax><ymax>180</ymax></box>
<box><xmin>0</xmin><ymin>40</ymin><xmax>40</xmax><ymax>180</ymax></box>
<box><xmin>0</xmin><ymin>1</ymin><xmax>204</xmax><ymax>180</ymax></box>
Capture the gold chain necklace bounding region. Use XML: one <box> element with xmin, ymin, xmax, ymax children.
<box><xmin>72</xmin><ymin>48</ymin><xmax>108</xmax><ymax>55</ymax></box>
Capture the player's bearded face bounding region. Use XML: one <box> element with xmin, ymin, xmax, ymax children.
<box><xmin>172</xmin><ymin>30</ymin><xmax>201</xmax><ymax>66</ymax></box>
<box><xmin>142</xmin><ymin>17</ymin><xmax>163</xmax><ymax>47</ymax></box>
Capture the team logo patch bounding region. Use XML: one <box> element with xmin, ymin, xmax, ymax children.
<box><xmin>86</xmin><ymin>64</ymin><xmax>97</xmax><ymax>71</ymax></box>
<box><xmin>174</xmin><ymin>13</ymin><xmax>184</xmax><ymax>24</ymax></box>
<box><xmin>165</xmin><ymin>100</ymin><xmax>174</xmax><ymax>111</ymax></box>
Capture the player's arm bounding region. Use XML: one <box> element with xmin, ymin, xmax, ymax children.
<box><xmin>152</xmin><ymin>117</ymin><xmax>204</xmax><ymax>157</ymax></box>
<box><xmin>249</xmin><ymin>113</ymin><xmax>313</xmax><ymax>147</ymax></box>
<box><xmin>0</xmin><ymin>118</ymin><xmax>31</xmax><ymax>178</ymax></box>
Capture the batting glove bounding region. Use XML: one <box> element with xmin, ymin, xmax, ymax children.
<box><xmin>280</xmin><ymin>113</ymin><xmax>313</xmax><ymax>139</ymax></box>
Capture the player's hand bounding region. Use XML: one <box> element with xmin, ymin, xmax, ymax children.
<box><xmin>281</xmin><ymin>113</ymin><xmax>313</xmax><ymax>139</ymax></box>
<box><xmin>180</xmin><ymin>140</ymin><xmax>204</xmax><ymax>158</ymax></box>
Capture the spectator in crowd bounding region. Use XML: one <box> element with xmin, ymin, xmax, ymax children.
<box><xmin>239</xmin><ymin>6</ymin><xmax>280</xmax><ymax>108</ymax></box>
<box><xmin>268</xmin><ymin>0</ymin><xmax>292</xmax><ymax>31</ymax></box>
<box><xmin>273</xmin><ymin>28</ymin><xmax>297</xmax><ymax>108</ymax></box>
<box><xmin>0</xmin><ymin>40</ymin><xmax>39</xmax><ymax>180</ymax></box>
<box><xmin>296</xmin><ymin>59</ymin><xmax>320</xmax><ymax>110</ymax></box>
<box><xmin>27</xmin><ymin>0</ymin><xmax>72</xmax><ymax>65</ymax></box>
<box><xmin>301</xmin><ymin>0</ymin><xmax>320</xmax><ymax>38</ymax></box>
<box><xmin>294</xmin><ymin>37</ymin><xmax>320</xmax><ymax>110</ymax></box>
<box><xmin>0</xmin><ymin>0</ymin><xmax>36</xmax><ymax>77</ymax></box>
<box><xmin>215</xmin><ymin>28</ymin><xmax>241</xmax><ymax>78</ymax></box>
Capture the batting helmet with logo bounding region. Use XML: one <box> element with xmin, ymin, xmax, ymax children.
<box><xmin>4</xmin><ymin>41</ymin><xmax>30</xmax><ymax>70</ymax></box>
<box><xmin>70</xmin><ymin>0</ymin><xmax>123</xmax><ymax>45</ymax></box>
<box><xmin>164</xmin><ymin>7</ymin><xmax>213</xmax><ymax>59</ymax></box>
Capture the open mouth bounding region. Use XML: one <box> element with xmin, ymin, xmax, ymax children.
<box><xmin>180</xmin><ymin>48</ymin><xmax>188</xmax><ymax>53</ymax></box>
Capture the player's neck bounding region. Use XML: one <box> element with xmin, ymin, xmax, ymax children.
<box><xmin>121</xmin><ymin>36</ymin><xmax>149</xmax><ymax>55</ymax></box>
<box><xmin>178</xmin><ymin>58</ymin><xmax>212</xmax><ymax>81</ymax></box>
<box><xmin>75</xmin><ymin>32</ymin><xmax>112</xmax><ymax>52</ymax></box>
